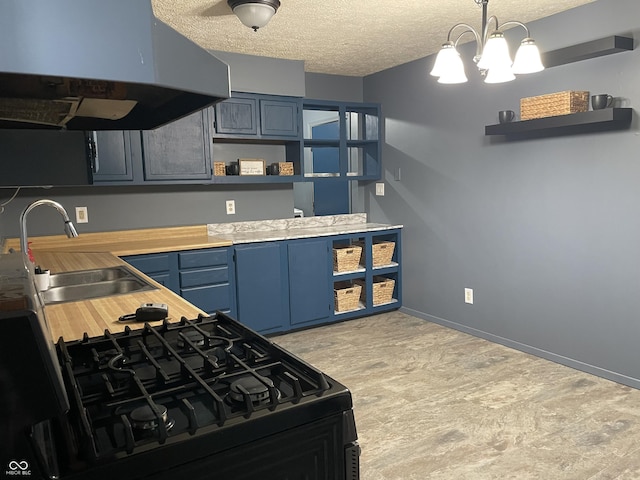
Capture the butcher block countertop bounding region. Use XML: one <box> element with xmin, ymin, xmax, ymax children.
<box><xmin>3</xmin><ymin>225</ymin><xmax>232</xmax><ymax>256</ymax></box>
<box><xmin>33</xmin><ymin>251</ymin><xmax>205</xmax><ymax>341</ymax></box>
<box><xmin>2</xmin><ymin>226</ymin><xmax>228</xmax><ymax>341</ymax></box>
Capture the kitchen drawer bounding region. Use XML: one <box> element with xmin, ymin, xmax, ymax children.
<box><xmin>180</xmin><ymin>266</ymin><xmax>228</xmax><ymax>288</ymax></box>
<box><xmin>178</xmin><ymin>249</ymin><xmax>228</xmax><ymax>269</ymax></box>
<box><xmin>181</xmin><ymin>284</ymin><xmax>230</xmax><ymax>313</ymax></box>
<box><xmin>124</xmin><ymin>254</ymin><xmax>170</xmax><ymax>274</ymax></box>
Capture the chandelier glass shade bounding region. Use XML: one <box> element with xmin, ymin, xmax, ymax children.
<box><xmin>430</xmin><ymin>0</ymin><xmax>544</xmax><ymax>84</ymax></box>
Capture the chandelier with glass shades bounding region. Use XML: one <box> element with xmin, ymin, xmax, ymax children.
<box><xmin>430</xmin><ymin>0</ymin><xmax>544</xmax><ymax>84</ymax></box>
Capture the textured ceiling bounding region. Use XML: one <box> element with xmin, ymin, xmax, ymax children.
<box><xmin>151</xmin><ymin>0</ymin><xmax>596</xmax><ymax>77</ymax></box>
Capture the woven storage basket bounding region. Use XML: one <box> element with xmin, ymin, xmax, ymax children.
<box><xmin>372</xmin><ymin>276</ymin><xmax>395</xmax><ymax>305</ymax></box>
<box><xmin>334</xmin><ymin>281</ymin><xmax>362</xmax><ymax>312</ymax></box>
<box><xmin>213</xmin><ymin>162</ymin><xmax>226</xmax><ymax>176</ymax></box>
<box><xmin>372</xmin><ymin>241</ymin><xmax>395</xmax><ymax>267</ymax></box>
<box><xmin>279</xmin><ymin>162</ymin><xmax>294</xmax><ymax>176</ymax></box>
<box><xmin>354</xmin><ymin>240</ymin><xmax>396</xmax><ymax>267</ymax></box>
<box><xmin>355</xmin><ymin>277</ymin><xmax>395</xmax><ymax>306</ymax></box>
<box><xmin>520</xmin><ymin>91</ymin><xmax>589</xmax><ymax>120</ymax></box>
<box><xmin>333</xmin><ymin>245</ymin><xmax>363</xmax><ymax>273</ymax></box>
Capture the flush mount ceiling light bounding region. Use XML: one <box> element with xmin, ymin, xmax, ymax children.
<box><xmin>228</xmin><ymin>0</ymin><xmax>281</xmax><ymax>32</ymax></box>
<box><xmin>430</xmin><ymin>0</ymin><xmax>544</xmax><ymax>84</ymax></box>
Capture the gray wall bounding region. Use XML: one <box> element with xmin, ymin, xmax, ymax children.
<box><xmin>0</xmin><ymin>184</ymin><xmax>292</xmax><ymax>237</ymax></box>
<box><xmin>363</xmin><ymin>0</ymin><xmax>640</xmax><ymax>387</ymax></box>
<box><xmin>211</xmin><ymin>50</ymin><xmax>305</xmax><ymax>97</ymax></box>
<box><xmin>305</xmin><ymin>73</ymin><xmax>363</xmax><ymax>102</ymax></box>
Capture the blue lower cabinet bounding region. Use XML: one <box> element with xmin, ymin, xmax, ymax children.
<box><xmin>123</xmin><ymin>231</ymin><xmax>401</xmax><ymax>333</ymax></box>
<box><xmin>234</xmin><ymin>242</ymin><xmax>288</xmax><ymax>334</ymax></box>
<box><xmin>122</xmin><ymin>247</ymin><xmax>233</xmax><ymax>315</ymax></box>
<box><xmin>288</xmin><ymin>239</ymin><xmax>331</xmax><ymax>327</ymax></box>
<box><xmin>123</xmin><ymin>253</ymin><xmax>179</xmax><ymax>293</ymax></box>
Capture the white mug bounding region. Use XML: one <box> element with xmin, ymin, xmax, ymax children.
<box><xmin>34</xmin><ymin>270</ymin><xmax>50</xmax><ymax>291</ymax></box>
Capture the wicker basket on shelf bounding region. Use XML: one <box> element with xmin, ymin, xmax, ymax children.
<box><xmin>372</xmin><ymin>241</ymin><xmax>395</xmax><ymax>267</ymax></box>
<box><xmin>354</xmin><ymin>240</ymin><xmax>396</xmax><ymax>267</ymax></box>
<box><xmin>334</xmin><ymin>281</ymin><xmax>362</xmax><ymax>312</ymax></box>
<box><xmin>333</xmin><ymin>245</ymin><xmax>363</xmax><ymax>273</ymax></box>
<box><xmin>213</xmin><ymin>162</ymin><xmax>226</xmax><ymax>176</ymax></box>
<box><xmin>355</xmin><ymin>277</ymin><xmax>395</xmax><ymax>306</ymax></box>
<box><xmin>279</xmin><ymin>162</ymin><xmax>294</xmax><ymax>176</ymax></box>
<box><xmin>520</xmin><ymin>91</ymin><xmax>589</xmax><ymax>120</ymax></box>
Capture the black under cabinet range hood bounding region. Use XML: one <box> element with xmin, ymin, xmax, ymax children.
<box><xmin>0</xmin><ymin>0</ymin><xmax>230</xmax><ymax>130</ymax></box>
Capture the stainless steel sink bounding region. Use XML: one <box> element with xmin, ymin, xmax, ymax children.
<box><xmin>43</xmin><ymin>266</ymin><xmax>157</xmax><ymax>304</ymax></box>
<box><xmin>48</xmin><ymin>266</ymin><xmax>131</xmax><ymax>287</ymax></box>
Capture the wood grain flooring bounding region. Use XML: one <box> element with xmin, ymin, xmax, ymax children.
<box><xmin>273</xmin><ymin>311</ymin><xmax>640</xmax><ymax>479</ymax></box>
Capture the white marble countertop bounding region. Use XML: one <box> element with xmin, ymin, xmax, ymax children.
<box><xmin>207</xmin><ymin>214</ymin><xmax>402</xmax><ymax>244</ymax></box>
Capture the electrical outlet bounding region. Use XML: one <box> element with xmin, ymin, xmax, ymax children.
<box><xmin>375</xmin><ymin>182</ymin><xmax>385</xmax><ymax>196</ymax></box>
<box><xmin>464</xmin><ymin>288</ymin><xmax>474</xmax><ymax>305</ymax></box>
<box><xmin>226</xmin><ymin>200</ymin><xmax>236</xmax><ymax>215</ymax></box>
<box><xmin>75</xmin><ymin>206</ymin><xmax>88</xmax><ymax>224</ymax></box>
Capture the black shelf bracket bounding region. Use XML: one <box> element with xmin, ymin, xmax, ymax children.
<box><xmin>542</xmin><ymin>35</ymin><xmax>634</xmax><ymax>68</ymax></box>
<box><xmin>485</xmin><ymin>108</ymin><xmax>633</xmax><ymax>140</ymax></box>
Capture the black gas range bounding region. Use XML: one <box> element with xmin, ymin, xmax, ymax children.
<box><xmin>1</xmin><ymin>307</ymin><xmax>359</xmax><ymax>480</ymax></box>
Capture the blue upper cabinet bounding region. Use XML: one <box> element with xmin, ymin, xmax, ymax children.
<box><xmin>213</xmin><ymin>92</ymin><xmax>302</xmax><ymax>140</ymax></box>
<box><xmin>303</xmin><ymin>100</ymin><xmax>382</xmax><ymax>181</ymax></box>
<box><xmin>90</xmin><ymin>131</ymin><xmax>135</xmax><ymax>183</ymax></box>
<box><xmin>214</xmin><ymin>97</ymin><xmax>257</xmax><ymax>135</ymax></box>
<box><xmin>141</xmin><ymin>109</ymin><xmax>212</xmax><ymax>182</ymax></box>
<box><xmin>211</xmin><ymin>92</ymin><xmax>303</xmax><ymax>184</ymax></box>
<box><xmin>260</xmin><ymin>99</ymin><xmax>299</xmax><ymax>137</ymax></box>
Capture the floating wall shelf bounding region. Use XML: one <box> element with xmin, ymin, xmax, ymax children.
<box><xmin>542</xmin><ymin>35</ymin><xmax>634</xmax><ymax>68</ymax></box>
<box><xmin>485</xmin><ymin>108</ymin><xmax>633</xmax><ymax>140</ymax></box>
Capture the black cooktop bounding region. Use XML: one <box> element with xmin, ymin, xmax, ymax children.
<box><xmin>56</xmin><ymin>313</ymin><xmax>352</xmax><ymax>469</ymax></box>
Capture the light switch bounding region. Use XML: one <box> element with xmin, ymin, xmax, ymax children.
<box><xmin>375</xmin><ymin>183</ymin><xmax>385</xmax><ymax>196</ymax></box>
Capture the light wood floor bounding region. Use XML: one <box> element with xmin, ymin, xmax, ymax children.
<box><xmin>273</xmin><ymin>311</ymin><xmax>640</xmax><ymax>479</ymax></box>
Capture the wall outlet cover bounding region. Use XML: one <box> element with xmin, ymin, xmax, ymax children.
<box><xmin>464</xmin><ymin>288</ymin><xmax>474</xmax><ymax>305</ymax></box>
<box><xmin>226</xmin><ymin>200</ymin><xmax>236</xmax><ymax>215</ymax></box>
<box><xmin>75</xmin><ymin>206</ymin><xmax>88</xmax><ymax>224</ymax></box>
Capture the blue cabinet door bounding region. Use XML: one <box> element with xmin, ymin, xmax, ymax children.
<box><xmin>122</xmin><ymin>253</ymin><xmax>179</xmax><ymax>293</ymax></box>
<box><xmin>260</xmin><ymin>99</ymin><xmax>300</xmax><ymax>137</ymax></box>
<box><xmin>288</xmin><ymin>239</ymin><xmax>331</xmax><ymax>327</ymax></box>
<box><xmin>234</xmin><ymin>243</ymin><xmax>288</xmax><ymax>334</ymax></box>
<box><xmin>141</xmin><ymin>110</ymin><xmax>212</xmax><ymax>181</ymax></box>
<box><xmin>214</xmin><ymin>97</ymin><xmax>257</xmax><ymax>135</ymax></box>
<box><xmin>91</xmin><ymin>131</ymin><xmax>134</xmax><ymax>182</ymax></box>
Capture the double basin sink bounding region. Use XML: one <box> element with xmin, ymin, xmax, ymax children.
<box><xmin>42</xmin><ymin>265</ymin><xmax>157</xmax><ymax>304</ymax></box>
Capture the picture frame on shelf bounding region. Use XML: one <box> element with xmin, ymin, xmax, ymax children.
<box><xmin>239</xmin><ymin>158</ymin><xmax>266</xmax><ymax>176</ymax></box>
